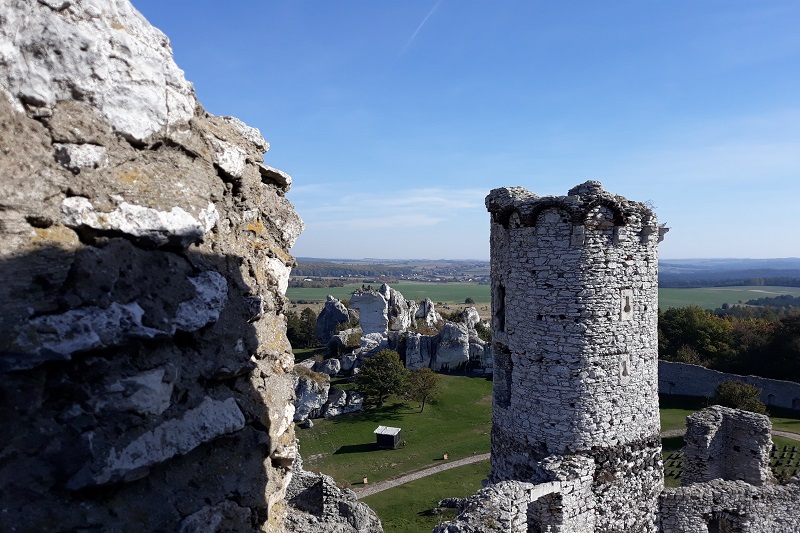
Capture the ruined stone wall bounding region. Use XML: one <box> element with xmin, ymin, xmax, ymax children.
<box><xmin>660</xmin><ymin>361</ymin><xmax>800</xmax><ymax>412</ymax></box>
<box><xmin>659</xmin><ymin>479</ymin><xmax>800</xmax><ymax>533</ymax></box>
<box><xmin>0</xmin><ymin>1</ymin><xmax>304</xmax><ymax>530</ymax></box>
<box><xmin>682</xmin><ymin>406</ymin><xmax>774</xmax><ymax>487</ymax></box>
<box><xmin>486</xmin><ymin>181</ymin><xmax>666</xmax><ymax>532</ymax></box>
<box><xmin>434</xmin><ymin>456</ymin><xmax>597</xmax><ymax>533</ymax></box>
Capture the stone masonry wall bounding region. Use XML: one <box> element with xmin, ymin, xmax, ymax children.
<box><xmin>486</xmin><ymin>181</ymin><xmax>667</xmax><ymax>532</ymax></box>
<box><xmin>659</xmin><ymin>361</ymin><xmax>800</xmax><ymax>412</ymax></box>
<box><xmin>0</xmin><ymin>1</ymin><xmax>304</xmax><ymax>531</ymax></box>
<box><xmin>660</xmin><ymin>479</ymin><xmax>800</xmax><ymax>533</ymax></box>
<box><xmin>682</xmin><ymin>406</ymin><xmax>774</xmax><ymax>487</ymax></box>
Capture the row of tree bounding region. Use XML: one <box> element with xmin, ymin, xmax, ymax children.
<box><xmin>658</xmin><ymin>305</ymin><xmax>800</xmax><ymax>383</ymax></box>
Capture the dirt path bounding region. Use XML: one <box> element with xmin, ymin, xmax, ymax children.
<box><xmin>355</xmin><ymin>453</ymin><xmax>491</xmax><ymax>499</ymax></box>
<box><xmin>353</xmin><ymin>428</ymin><xmax>800</xmax><ymax>499</ymax></box>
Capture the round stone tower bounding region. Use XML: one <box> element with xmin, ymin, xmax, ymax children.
<box><xmin>485</xmin><ymin>181</ymin><xmax>668</xmax><ymax>532</ymax></box>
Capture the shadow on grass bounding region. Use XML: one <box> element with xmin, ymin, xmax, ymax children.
<box><xmin>659</xmin><ymin>394</ymin><xmax>710</xmax><ymax>411</ymax></box>
<box><xmin>334</xmin><ymin>442</ymin><xmax>377</xmax><ymax>455</ymax></box>
<box><xmin>330</xmin><ymin>402</ymin><xmax>414</xmax><ymax>425</ymax></box>
<box><xmin>662</xmin><ymin>436</ymin><xmax>685</xmax><ymax>452</ymax></box>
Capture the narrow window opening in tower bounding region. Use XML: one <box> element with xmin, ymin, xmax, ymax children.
<box><xmin>495</xmin><ymin>284</ymin><xmax>506</xmax><ymax>332</ymax></box>
<box><xmin>620</xmin><ymin>289</ymin><xmax>634</xmax><ymax>321</ymax></box>
<box><xmin>494</xmin><ymin>343</ymin><xmax>512</xmax><ymax>408</ymax></box>
<box><xmin>620</xmin><ymin>353</ymin><xmax>631</xmax><ymax>384</ymax></box>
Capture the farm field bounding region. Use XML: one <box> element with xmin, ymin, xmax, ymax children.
<box><xmin>287</xmin><ymin>281</ymin><xmax>491</xmax><ymax>304</ymax></box>
<box><xmin>658</xmin><ymin>285</ymin><xmax>800</xmax><ymax>310</ymax></box>
<box><xmin>289</xmin><ymin>282</ymin><xmax>800</xmax><ymax>312</ymax></box>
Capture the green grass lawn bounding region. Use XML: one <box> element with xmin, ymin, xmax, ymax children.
<box><xmin>361</xmin><ymin>459</ymin><xmax>490</xmax><ymax>533</ymax></box>
<box><xmin>659</xmin><ymin>285</ymin><xmax>800</xmax><ymax>310</ymax></box>
<box><xmin>298</xmin><ymin>374</ymin><xmax>493</xmax><ymax>486</ymax></box>
<box><xmin>297</xmin><ymin>380</ymin><xmax>800</xmax><ymax>527</ymax></box>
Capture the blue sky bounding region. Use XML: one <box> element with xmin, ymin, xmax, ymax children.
<box><xmin>130</xmin><ymin>1</ymin><xmax>800</xmax><ymax>260</ymax></box>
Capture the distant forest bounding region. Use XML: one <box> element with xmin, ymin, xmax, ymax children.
<box><xmin>659</xmin><ymin>271</ymin><xmax>800</xmax><ymax>288</ymax></box>
<box><xmin>291</xmin><ymin>261</ymin><xmax>415</xmax><ymax>278</ymax></box>
<box><xmin>660</xmin><ymin>293</ymin><xmax>800</xmax><ymax>384</ymax></box>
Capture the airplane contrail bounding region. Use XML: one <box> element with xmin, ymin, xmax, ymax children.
<box><xmin>399</xmin><ymin>0</ymin><xmax>443</xmax><ymax>57</ymax></box>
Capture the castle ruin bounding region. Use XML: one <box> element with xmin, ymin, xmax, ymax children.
<box><xmin>435</xmin><ymin>182</ymin><xmax>800</xmax><ymax>533</ymax></box>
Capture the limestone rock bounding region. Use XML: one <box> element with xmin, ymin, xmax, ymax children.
<box><xmin>61</xmin><ymin>196</ymin><xmax>219</xmax><ymax>248</ymax></box>
<box><xmin>90</xmin><ymin>367</ymin><xmax>176</xmax><ymax>416</ymax></box>
<box><xmin>285</xmin><ymin>452</ymin><xmax>383</xmax><ymax>533</ymax></box>
<box><xmin>322</xmin><ymin>388</ymin><xmax>364</xmax><ymax>418</ymax></box>
<box><xmin>433</xmin><ymin>322</ymin><xmax>471</xmax><ymax>371</ymax></box>
<box><xmin>459</xmin><ymin>307</ymin><xmax>481</xmax><ymax>329</ymax></box>
<box><xmin>0</xmin><ymin>0</ymin><xmax>306</xmax><ymax>530</ymax></box>
<box><xmin>315</xmin><ymin>295</ymin><xmax>350</xmax><ymax>344</ymax></box>
<box><xmin>0</xmin><ymin>0</ymin><xmax>195</xmax><ymax>142</ymax></box>
<box><xmin>405</xmin><ymin>332</ymin><xmax>435</xmax><ymax>370</ymax></box>
<box><xmin>415</xmin><ymin>297</ymin><xmax>442</xmax><ymax>328</ymax></box>
<box><xmin>350</xmin><ymin>289</ymin><xmax>388</xmax><ymax>337</ymax></box>
<box><xmin>339</xmin><ymin>353</ymin><xmax>358</xmax><ymax>372</ymax></box>
<box><xmin>380</xmin><ymin>283</ymin><xmax>415</xmax><ymax>331</ymax></box>
<box><xmin>69</xmin><ymin>396</ymin><xmax>246</xmax><ymax>489</ymax></box>
<box><xmin>292</xmin><ymin>369</ymin><xmax>331</xmax><ymax>422</ymax></box>
<box><xmin>315</xmin><ymin>357</ymin><xmax>342</xmax><ymax>376</ymax></box>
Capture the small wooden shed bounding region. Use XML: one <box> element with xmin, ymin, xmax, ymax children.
<box><xmin>374</xmin><ymin>425</ymin><xmax>402</xmax><ymax>449</ymax></box>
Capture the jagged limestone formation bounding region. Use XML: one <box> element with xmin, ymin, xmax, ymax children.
<box><xmin>0</xmin><ymin>1</ymin><xmax>310</xmax><ymax>531</ymax></box>
<box><xmin>315</xmin><ymin>295</ymin><xmax>351</xmax><ymax>344</ymax></box>
<box><xmin>285</xmin><ymin>449</ymin><xmax>382</xmax><ymax>532</ymax></box>
<box><xmin>292</xmin><ymin>367</ymin><xmax>363</xmax><ymax>421</ymax></box>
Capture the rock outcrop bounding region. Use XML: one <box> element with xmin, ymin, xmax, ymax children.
<box><xmin>0</xmin><ymin>1</ymin><xmax>304</xmax><ymax>531</ymax></box>
<box><xmin>292</xmin><ymin>367</ymin><xmax>363</xmax><ymax>422</ymax></box>
<box><xmin>350</xmin><ymin>288</ymin><xmax>389</xmax><ymax>337</ymax></box>
<box><xmin>415</xmin><ymin>297</ymin><xmax>442</xmax><ymax>328</ymax></box>
<box><xmin>285</xmin><ymin>451</ymin><xmax>382</xmax><ymax>533</ymax></box>
<box><xmin>315</xmin><ymin>295</ymin><xmax>350</xmax><ymax>344</ymax></box>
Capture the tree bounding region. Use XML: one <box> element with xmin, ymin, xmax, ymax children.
<box><xmin>712</xmin><ymin>380</ymin><xmax>768</xmax><ymax>415</ymax></box>
<box><xmin>356</xmin><ymin>349</ymin><xmax>409</xmax><ymax>407</ymax></box>
<box><xmin>658</xmin><ymin>306</ymin><xmax>734</xmax><ymax>366</ymax></box>
<box><xmin>406</xmin><ymin>367</ymin><xmax>442</xmax><ymax>412</ymax></box>
<box><xmin>286</xmin><ymin>307</ymin><xmax>318</xmax><ymax>348</ymax></box>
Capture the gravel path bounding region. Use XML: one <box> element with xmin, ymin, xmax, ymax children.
<box><xmin>355</xmin><ymin>453</ymin><xmax>491</xmax><ymax>499</ymax></box>
<box><xmin>354</xmin><ymin>428</ymin><xmax>800</xmax><ymax>499</ymax></box>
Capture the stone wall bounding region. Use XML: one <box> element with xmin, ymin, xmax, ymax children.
<box><xmin>682</xmin><ymin>406</ymin><xmax>773</xmax><ymax>487</ymax></box>
<box><xmin>0</xmin><ymin>1</ymin><xmax>304</xmax><ymax>531</ymax></box>
<box><xmin>485</xmin><ymin>181</ymin><xmax>667</xmax><ymax>532</ymax></box>
<box><xmin>659</xmin><ymin>479</ymin><xmax>800</xmax><ymax>533</ymax></box>
<box><xmin>659</xmin><ymin>361</ymin><xmax>800</xmax><ymax>412</ymax></box>
<box><xmin>434</xmin><ymin>455</ymin><xmax>597</xmax><ymax>533</ymax></box>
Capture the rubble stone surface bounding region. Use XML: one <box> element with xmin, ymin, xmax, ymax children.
<box><xmin>0</xmin><ymin>1</ymin><xmax>314</xmax><ymax>531</ymax></box>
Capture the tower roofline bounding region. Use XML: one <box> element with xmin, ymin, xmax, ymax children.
<box><xmin>486</xmin><ymin>181</ymin><xmax>657</xmax><ymax>231</ymax></box>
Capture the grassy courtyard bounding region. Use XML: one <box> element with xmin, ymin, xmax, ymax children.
<box><xmin>298</xmin><ymin>374</ymin><xmax>493</xmax><ymax>486</ymax></box>
<box><xmin>296</xmin><ymin>376</ymin><xmax>800</xmax><ymax>532</ymax></box>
